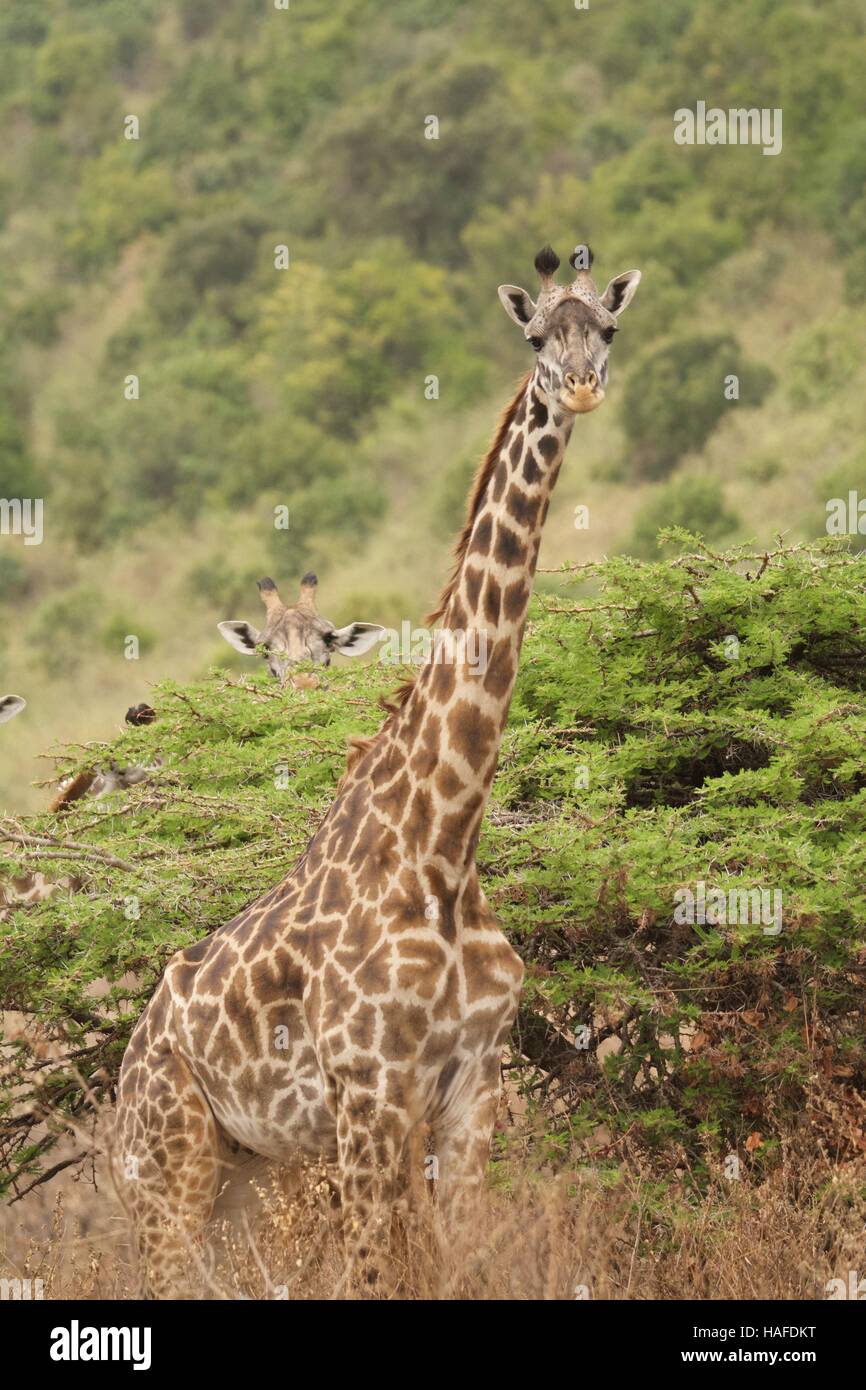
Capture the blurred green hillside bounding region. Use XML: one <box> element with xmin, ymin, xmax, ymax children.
<box><xmin>1</xmin><ymin>0</ymin><xmax>865</xmax><ymax>811</ymax></box>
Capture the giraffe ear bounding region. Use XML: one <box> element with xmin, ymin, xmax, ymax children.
<box><xmin>497</xmin><ymin>285</ymin><xmax>536</xmax><ymax>327</ymax></box>
<box><xmin>600</xmin><ymin>269</ymin><xmax>641</xmax><ymax>317</ymax></box>
<box><xmin>0</xmin><ymin>695</ymin><xmax>26</xmax><ymax>723</ymax></box>
<box><xmin>217</xmin><ymin>621</ymin><xmax>263</xmax><ymax>655</ymax></box>
<box><xmin>324</xmin><ymin>623</ymin><xmax>387</xmax><ymax>657</ymax></box>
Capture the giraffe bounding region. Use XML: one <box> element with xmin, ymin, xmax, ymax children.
<box><xmin>0</xmin><ymin>868</ymin><xmax>82</xmax><ymax>922</ymax></box>
<box><xmin>114</xmin><ymin>244</ymin><xmax>641</xmax><ymax>1297</ymax></box>
<box><xmin>218</xmin><ymin>572</ymin><xmax>386</xmax><ymax>686</ymax></box>
<box><xmin>0</xmin><ymin>694</ymin><xmax>157</xmax><ymax>809</ymax></box>
<box><xmin>49</xmin><ymin>704</ymin><xmax>160</xmax><ymax>813</ymax></box>
<box><xmin>0</xmin><ymin>695</ymin><xmax>26</xmax><ymax>724</ymax></box>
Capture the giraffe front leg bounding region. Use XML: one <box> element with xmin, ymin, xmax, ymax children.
<box><xmin>335</xmin><ymin>1086</ymin><xmax>412</xmax><ymax>1296</ymax></box>
<box><xmin>114</xmin><ymin>1044</ymin><xmax>223</xmax><ymax>1299</ymax></box>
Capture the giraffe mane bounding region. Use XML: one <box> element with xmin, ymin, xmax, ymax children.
<box><xmin>425</xmin><ymin>370</ymin><xmax>532</xmax><ymax>626</ymax></box>
<box><xmin>339</xmin><ymin>679</ymin><xmax>416</xmax><ymax>787</ymax></box>
<box><xmin>338</xmin><ymin>372</ymin><xmax>532</xmax><ymax>792</ymax></box>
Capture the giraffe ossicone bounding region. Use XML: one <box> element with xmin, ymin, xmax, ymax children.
<box><xmin>114</xmin><ymin>245</ymin><xmax>641</xmax><ymax>1297</ymax></box>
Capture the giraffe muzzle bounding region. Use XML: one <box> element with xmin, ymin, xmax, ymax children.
<box><xmin>560</xmin><ymin>372</ymin><xmax>605</xmax><ymax>414</ymax></box>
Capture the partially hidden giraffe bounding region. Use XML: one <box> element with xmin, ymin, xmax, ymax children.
<box><xmin>1</xmin><ymin>699</ymin><xmax>153</xmax><ymax>904</ymax></box>
<box><xmin>0</xmin><ymin>693</ymin><xmax>158</xmax><ymax>809</ymax></box>
<box><xmin>49</xmin><ymin>704</ymin><xmax>159</xmax><ymax>813</ymax></box>
<box><xmin>114</xmin><ymin>245</ymin><xmax>641</xmax><ymax>1296</ymax></box>
<box><xmin>218</xmin><ymin>572</ymin><xmax>386</xmax><ymax>687</ymax></box>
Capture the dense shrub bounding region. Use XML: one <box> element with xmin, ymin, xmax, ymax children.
<box><xmin>625</xmin><ymin>476</ymin><xmax>740</xmax><ymax>558</ymax></box>
<box><xmin>0</xmin><ymin>412</ymin><xmax>40</xmax><ymax>499</ymax></box>
<box><xmin>621</xmin><ymin>335</ymin><xmax>775</xmax><ymax>479</ymax></box>
<box><xmin>66</xmin><ymin>150</ymin><xmax>177</xmax><ymax>270</ymax></box>
<box><xmin>27</xmin><ymin>587</ymin><xmax>102</xmax><ymax>674</ymax></box>
<box><xmin>149</xmin><ymin>213</ymin><xmax>264</xmax><ymax>330</ymax></box>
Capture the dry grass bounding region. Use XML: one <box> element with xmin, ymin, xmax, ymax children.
<box><xmin>2</xmin><ymin>1126</ymin><xmax>864</xmax><ymax>1300</ymax></box>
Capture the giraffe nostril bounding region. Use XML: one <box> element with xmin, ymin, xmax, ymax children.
<box><xmin>564</xmin><ymin>370</ymin><xmax>598</xmax><ymax>394</ymax></box>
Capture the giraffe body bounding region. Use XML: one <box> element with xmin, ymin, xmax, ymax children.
<box><xmin>115</xmin><ymin>246</ymin><xmax>640</xmax><ymax>1295</ymax></box>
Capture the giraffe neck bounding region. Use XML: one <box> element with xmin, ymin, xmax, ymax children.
<box><xmin>378</xmin><ymin>369</ymin><xmax>575</xmax><ymax>880</ymax></box>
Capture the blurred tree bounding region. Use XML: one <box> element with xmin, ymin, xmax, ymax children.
<box><xmin>621</xmin><ymin>334</ymin><xmax>775</xmax><ymax>479</ymax></box>
<box><xmin>149</xmin><ymin>212</ymin><xmax>264</xmax><ymax>331</ymax></box>
<box><xmin>312</xmin><ymin>59</ymin><xmax>527</xmax><ymax>262</ymax></box>
<box><xmin>29</xmin><ymin>586</ymin><xmax>102</xmax><ymax>674</ymax></box>
<box><xmin>252</xmin><ymin>242</ymin><xmax>484</xmax><ymax>439</ymax></box>
<box><xmin>625</xmin><ymin>476</ymin><xmax>740</xmax><ymax>559</ymax></box>
<box><xmin>66</xmin><ymin>149</ymin><xmax>177</xmax><ymax>269</ymax></box>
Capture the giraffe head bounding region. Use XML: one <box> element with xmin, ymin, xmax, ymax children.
<box><xmin>0</xmin><ymin>695</ymin><xmax>25</xmax><ymax>724</ymax></box>
<box><xmin>498</xmin><ymin>244</ymin><xmax>641</xmax><ymax>414</ymax></box>
<box><xmin>218</xmin><ymin>573</ymin><xmax>386</xmax><ymax>684</ymax></box>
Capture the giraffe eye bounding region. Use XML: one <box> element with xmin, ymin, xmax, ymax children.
<box><xmin>528</xmin><ymin>336</ymin><xmax>543</xmax><ymax>352</ymax></box>
<box><xmin>601</xmin><ymin>327</ymin><xmax>617</xmax><ymax>345</ymax></box>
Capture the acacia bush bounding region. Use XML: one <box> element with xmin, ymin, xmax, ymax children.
<box><xmin>1</xmin><ymin>539</ymin><xmax>864</xmax><ymax>1197</ymax></box>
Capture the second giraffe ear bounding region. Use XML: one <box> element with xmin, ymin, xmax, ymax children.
<box><xmin>217</xmin><ymin>620</ymin><xmax>264</xmax><ymax>655</ymax></box>
<box><xmin>325</xmin><ymin>623</ymin><xmax>387</xmax><ymax>658</ymax></box>
<box><xmin>498</xmin><ymin>285</ymin><xmax>537</xmax><ymax>327</ymax></box>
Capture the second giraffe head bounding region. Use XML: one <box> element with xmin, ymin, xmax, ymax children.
<box><xmin>218</xmin><ymin>572</ymin><xmax>386</xmax><ymax>684</ymax></box>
